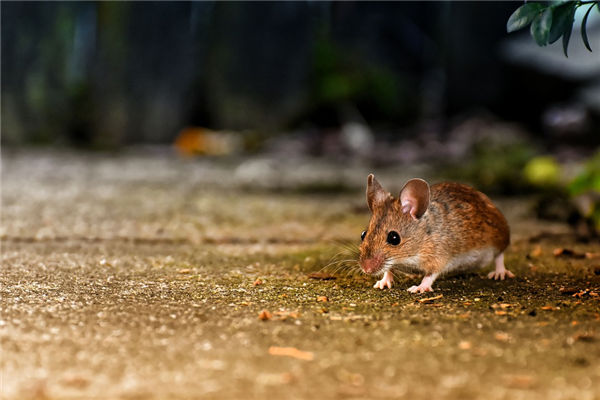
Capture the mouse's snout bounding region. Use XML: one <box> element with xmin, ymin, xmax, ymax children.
<box><xmin>361</xmin><ymin>254</ymin><xmax>384</xmax><ymax>274</ymax></box>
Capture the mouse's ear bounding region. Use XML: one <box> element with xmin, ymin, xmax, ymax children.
<box><xmin>366</xmin><ymin>174</ymin><xmax>388</xmax><ymax>212</ymax></box>
<box><xmin>399</xmin><ymin>178</ymin><xmax>430</xmax><ymax>220</ymax></box>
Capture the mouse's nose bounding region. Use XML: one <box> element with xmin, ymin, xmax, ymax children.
<box><xmin>361</xmin><ymin>255</ymin><xmax>383</xmax><ymax>274</ymax></box>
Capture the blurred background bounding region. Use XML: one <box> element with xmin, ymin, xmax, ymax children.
<box><xmin>2</xmin><ymin>1</ymin><xmax>600</xmax><ymax>231</ymax></box>
<box><xmin>5</xmin><ymin>4</ymin><xmax>600</xmax><ymax>399</ymax></box>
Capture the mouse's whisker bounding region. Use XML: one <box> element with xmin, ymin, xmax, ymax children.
<box><xmin>319</xmin><ymin>264</ymin><xmax>344</xmax><ymax>276</ymax></box>
<box><xmin>315</xmin><ymin>240</ymin><xmax>363</xmax><ymax>280</ymax></box>
<box><xmin>336</xmin><ymin>261</ymin><xmax>359</xmax><ymax>277</ymax></box>
<box><xmin>323</xmin><ymin>259</ymin><xmax>357</xmax><ymax>268</ymax></box>
<box><xmin>390</xmin><ymin>270</ymin><xmax>403</xmax><ymax>282</ymax></box>
<box><xmin>346</xmin><ymin>269</ymin><xmax>359</xmax><ymax>278</ymax></box>
<box><xmin>345</xmin><ymin>263</ymin><xmax>361</xmax><ymax>277</ymax></box>
<box><xmin>328</xmin><ymin>265</ymin><xmax>344</xmax><ymax>275</ymax></box>
<box><xmin>336</xmin><ymin>239</ymin><xmax>359</xmax><ymax>248</ymax></box>
<box><xmin>322</xmin><ymin>260</ymin><xmax>357</xmax><ymax>276</ymax></box>
<box><xmin>330</xmin><ymin>240</ymin><xmax>359</xmax><ymax>253</ymax></box>
<box><xmin>344</xmin><ymin>267</ymin><xmax>360</xmax><ymax>278</ymax></box>
<box><xmin>315</xmin><ymin>263</ymin><xmax>334</xmax><ymax>274</ymax></box>
<box><xmin>338</xmin><ymin>248</ymin><xmax>360</xmax><ymax>259</ymax></box>
<box><xmin>325</xmin><ymin>251</ymin><xmax>349</xmax><ymax>265</ymax></box>
<box><xmin>329</xmin><ymin>265</ymin><xmax>351</xmax><ymax>276</ymax></box>
<box><xmin>326</xmin><ymin>248</ymin><xmax>358</xmax><ymax>263</ymax></box>
<box><xmin>318</xmin><ymin>255</ymin><xmax>355</xmax><ymax>272</ymax></box>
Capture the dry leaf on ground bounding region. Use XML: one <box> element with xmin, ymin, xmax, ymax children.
<box><xmin>268</xmin><ymin>346</ymin><xmax>314</xmax><ymax>361</ymax></box>
<box><xmin>559</xmin><ymin>287</ymin><xmax>578</xmax><ymax>295</ymax></box>
<box><xmin>503</xmin><ymin>374</ymin><xmax>535</xmax><ymax>389</ymax></box>
<box><xmin>528</xmin><ymin>245</ymin><xmax>543</xmax><ymax>258</ymax></box>
<box><xmin>258</xmin><ymin>310</ymin><xmax>272</xmax><ymax>321</ymax></box>
<box><xmin>308</xmin><ymin>272</ymin><xmax>337</xmax><ymax>280</ymax></box>
<box><xmin>459</xmin><ymin>341</ymin><xmax>472</xmax><ymax>350</ymax></box>
<box><xmin>541</xmin><ymin>305</ymin><xmax>559</xmax><ymax>311</ymax></box>
<box><xmin>273</xmin><ymin>311</ymin><xmax>299</xmax><ymax>320</ymax></box>
<box><xmin>553</xmin><ymin>248</ymin><xmax>585</xmax><ymax>259</ymax></box>
<box><xmin>571</xmin><ymin>332</ymin><xmax>596</xmax><ymax>343</ymax></box>
<box><xmin>494</xmin><ymin>332</ymin><xmax>511</xmax><ymax>342</ymax></box>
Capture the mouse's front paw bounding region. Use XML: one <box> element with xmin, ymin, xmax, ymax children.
<box><xmin>407</xmin><ymin>273</ymin><xmax>438</xmax><ymax>294</ymax></box>
<box><xmin>373</xmin><ymin>270</ymin><xmax>393</xmax><ymax>289</ymax></box>
<box><xmin>487</xmin><ymin>270</ymin><xmax>515</xmax><ymax>280</ymax></box>
<box><xmin>407</xmin><ymin>284</ymin><xmax>434</xmax><ymax>294</ymax></box>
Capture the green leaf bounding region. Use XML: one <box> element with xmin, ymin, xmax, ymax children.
<box><xmin>507</xmin><ymin>2</ymin><xmax>545</xmax><ymax>33</ymax></box>
<box><xmin>549</xmin><ymin>0</ymin><xmax>573</xmax><ymax>7</ymax></box>
<box><xmin>581</xmin><ymin>4</ymin><xmax>595</xmax><ymax>52</ymax></box>
<box><xmin>530</xmin><ymin>8</ymin><xmax>553</xmax><ymax>46</ymax></box>
<box><xmin>548</xmin><ymin>2</ymin><xmax>576</xmax><ymax>44</ymax></box>
<box><xmin>562</xmin><ymin>16</ymin><xmax>573</xmax><ymax>57</ymax></box>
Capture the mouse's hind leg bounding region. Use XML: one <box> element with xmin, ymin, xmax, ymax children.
<box><xmin>487</xmin><ymin>253</ymin><xmax>515</xmax><ymax>280</ymax></box>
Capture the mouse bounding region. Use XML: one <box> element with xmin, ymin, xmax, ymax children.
<box><xmin>358</xmin><ymin>174</ymin><xmax>514</xmax><ymax>293</ymax></box>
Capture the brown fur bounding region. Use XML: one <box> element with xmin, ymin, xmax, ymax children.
<box><xmin>359</xmin><ymin>179</ymin><xmax>509</xmax><ymax>276</ymax></box>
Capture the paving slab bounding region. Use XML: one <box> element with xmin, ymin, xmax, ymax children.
<box><xmin>1</xmin><ymin>149</ymin><xmax>599</xmax><ymax>400</ymax></box>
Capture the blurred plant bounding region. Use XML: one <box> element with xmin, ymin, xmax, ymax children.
<box><xmin>507</xmin><ymin>2</ymin><xmax>600</xmax><ymax>235</ymax></box>
<box><xmin>568</xmin><ymin>151</ymin><xmax>600</xmax><ymax>230</ymax></box>
<box><xmin>524</xmin><ymin>153</ymin><xmax>600</xmax><ymax>235</ymax></box>
<box><xmin>447</xmin><ymin>140</ymin><xmax>537</xmax><ymax>194</ymax></box>
<box><xmin>569</xmin><ymin>151</ymin><xmax>600</xmax><ymax>195</ymax></box>
<box><xmin>507</xmin><ymin>1</ymin><xmax>599</xmax><ymax>57</ymax></box>
<box><xmin>309</xmin><ymin>30</ymin><xmax>415</xmax><ymax>124</ymax></box>
<box><xmin>523</xmin><ymin>156</ymin><xmax>561</xmax><ymax>187</ymax></box>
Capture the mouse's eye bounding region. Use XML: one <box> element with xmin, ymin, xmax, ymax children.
<box><xmin>361</xmin><ymin>230</ymin><xmax>366</xmax><ymax>241</ymax></box>
<box><xmin>386</xmin><ymin>231</ymin><xmax>400</xmax><ymax>245</ymax></box>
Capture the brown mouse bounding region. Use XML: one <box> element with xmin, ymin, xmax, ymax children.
<box><xmin>359</xmin><ymin>174</ymin><xmax>514</xmax><ymax>293</ymax></box>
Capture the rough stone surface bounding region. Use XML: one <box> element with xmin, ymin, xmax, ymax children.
<box><xmin>1</xmin><ymin>149</ymin><xmax>599</xmax><ymax>400</ymax></box>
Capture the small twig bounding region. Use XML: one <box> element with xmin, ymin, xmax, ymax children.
<box><xmin>418</xmin><ymin>294</ymin><xmax>444</xmax><ymax>303</ymax></box>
